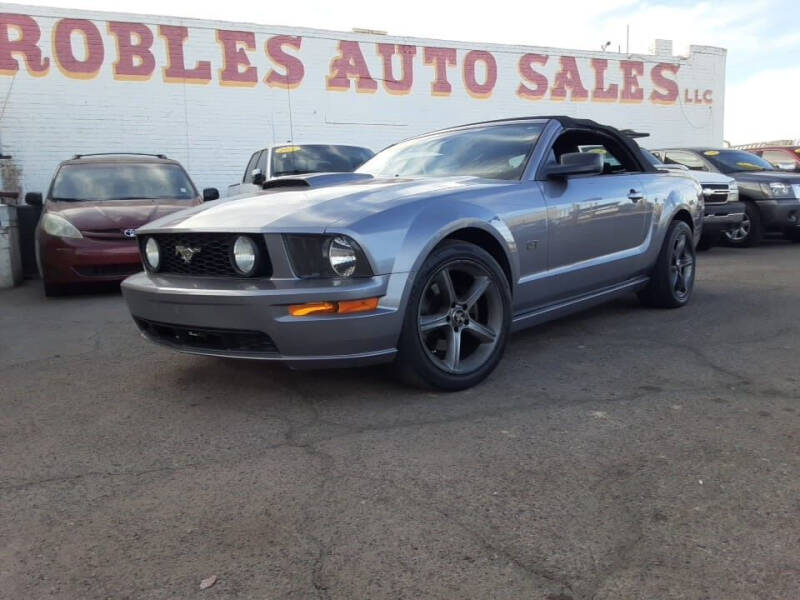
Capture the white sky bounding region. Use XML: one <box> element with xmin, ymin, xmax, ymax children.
<box><xmin>11</xmin><ymin>0</ymin><xmax>800</xmax><ymax>144</ymax></box>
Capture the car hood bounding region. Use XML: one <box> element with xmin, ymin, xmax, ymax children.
<box><xmin>48</xmin><ymin>198</ymin><xmax>199</xmax><ymax>231</ymax></box>
<box><xmin>686</xmin><ymin>171</ymin><xmax>733</xmax><ymax>186</ymax></box>
<box><xmin>139</xmin><ymin>176</ymin><xmax>513</xmax><ymax>233</ymax></box>
<box><xmin>728</xmin><ymin>171</ymin><xmax>800</xmax><ymax>184</ymax></box>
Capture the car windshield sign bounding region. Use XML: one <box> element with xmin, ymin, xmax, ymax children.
<box><xmin>703</xmin><ymin>150</ymin><xmax>774</xmax><ymax>173</ymax></box>
<box><xmin>357</xmin><ymin>122</ymin><xmax>545</xmax><ymax>180</ymax></box>
<box><xmin>50</xmin><ymin>164</ymin><xmax>197</xmax><ymax>201</ymax></box>
<box><xmin>271</xmin><ymin>144</ymin><xmax>373</xmax><ymax>178</ymax></box>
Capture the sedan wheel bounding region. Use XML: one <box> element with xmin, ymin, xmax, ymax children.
<box><xmin>669</xmin><ymin>233</ymin><xmax>694</xmax><ymax>302</ymax></box>
<box><xmin>396</xmin><ymin>241</ymin><xmax>511</xmax><ymax>390</ymax></box>
<box><xmin>418</xmin><ymin>262</ymin><xmax>503</xmax><ymax>375</ymax></box>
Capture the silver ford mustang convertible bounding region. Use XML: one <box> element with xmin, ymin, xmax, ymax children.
<box><xmin>122</xmin><ymin>116</ymin><xmax>702</xmax><ymax>390</ymax></box>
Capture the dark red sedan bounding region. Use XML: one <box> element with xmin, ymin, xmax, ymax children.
<box><xmin>26</xmin><ymin>153</ymin><xmax>218</xmax><ymax>296</ymax></box>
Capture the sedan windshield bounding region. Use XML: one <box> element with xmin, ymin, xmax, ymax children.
<box><xmin>271</xmin><ymin>145</ymin><xmax>373</xmax><ymax>178</ymax></box>
<box><xmin>703</xmin><ymin>150</ymin><xmax>774</xmax><ymax>173</ymax></box>
<box><xmin>357</xmin><ymin>122</ymin><xmax>545</xmax><ymax>180</ymax></box>
<box><xmin>51</xmin><ymin>163</ymin><xmax>197</xmax><ymax>201</ymax></box>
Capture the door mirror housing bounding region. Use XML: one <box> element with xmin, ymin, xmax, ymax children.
<box><xmin>202</xmin><ymin>187</ymin><xmax>220</xmax><ymax>202</ymax></box>
<box><xmin>25</xmin><ymin>192</ymin><xmax>43</xmax><ymax>206</ymax></box>
<box><xmin>251</xmin><ymin>168</ymin><xmax>265</xmax><ymax>186</ymax></box>
<box><xmin>544</xmin><ymin>152</ymin><xmax>603</xmax><ymax>179</ymax></box>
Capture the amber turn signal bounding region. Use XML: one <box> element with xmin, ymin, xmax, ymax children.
<box><xmin>289</xmin><ymin>297</ymin><xmax>379</xmax><ymax>317</ymax></box>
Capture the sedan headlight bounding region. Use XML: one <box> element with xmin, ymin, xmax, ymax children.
<box><xmin>144</xmin><ymin>237</ymin><xmax>160</xmax><ymax>271</ymax></box>
<box><xmin>41</xmin><ymin>213</ymin><xmax>82</xmax><ymax>239</ymax></box>
<box><xmin>284</xmin><ymin>234</ymin><xmax>372</xmax><ymax>278</ymax></box>
<box><xmin>761</xmin><ymin>181</ymin><xmax>793</xmax><ymax>198</ymax></box>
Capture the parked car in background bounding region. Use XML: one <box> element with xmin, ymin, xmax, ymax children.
<box><xmin>639</xmin><ymin>149</ymin><xmax>742</xmax><ymax>250</ymax></box>
<box><xmin>27</xmin><ymin>153</ymin><xmax>219</xmax><ymax>296</ymax></box>
<box><xmin>122</xmin><ymin>116</ymin><xmax>702</xmax><ymax>390</ymax></box>
<box><xmin>740</xmin><ymin>145</ymin><xmax>800</xmax><ymax>173</ymax></box>
<box><xmin>651</xmin><ymin>148</ymin><xmax>800</xmax><ymax>246</ymax></box>
<box><xmin>226</xmin><ymin>144</ymin><xmax>374</xmax><ymax>197</ymax></box>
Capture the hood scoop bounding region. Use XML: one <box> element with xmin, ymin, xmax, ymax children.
<box><xmin>262</xmin><ymin>172</ymin><xmax>374</xmax><ymax>192</ymax></box>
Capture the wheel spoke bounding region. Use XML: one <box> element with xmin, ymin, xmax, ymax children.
<box><xmin>444</xmin><ymin>328</ymin><xmax>462</xmax><ymax>371</ymax></box>
<box><xmin>438</xmin><ymin>268</ymin><xmax>456</xmax><ymax>305</ymax></box>
<box><xmin>462</xmin><ymin>276</ymin><xmax>490</xmax><ymax>310</ymax></box>
<box><xmin>674</xmin><ymin>236</ymin><xmax>686</xmax><ymax>256</ymax></box>
<box><xmin>669</xmin><ymin>265</ymin><xmax>679</xmax><ymax>288</ymax></box>
<box><xmin>465</xmin><ymin>320</ymin><xmax>496</xmax><ymax>344</ymax></box>
<box><xmin>420</xmin><ymin>313</ymin><xmax>449</xmax><ymax>332</ymax></box>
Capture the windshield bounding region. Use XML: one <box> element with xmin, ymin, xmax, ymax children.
<box><xmin>271</xmin><ymin>145</ymin><xmax>373</xmax><ymax>178</ymax></box>
<box><xmin>702</xmin><ymin>150</ymin><xmax>774</xmax><ymax>173</ymax></box>
<box><xmin>50</xmin><ymin>163</ymin><xmax>196</xmax><ymax>201</ymax></box>
<box><xmin>357</xmin><ymin>122</ymin><xmax>545</xmax><ymax>180</ymax></box>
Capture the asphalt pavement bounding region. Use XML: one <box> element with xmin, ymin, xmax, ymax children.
<box><xmin>1</xmin><ymin>241</ymin><xmax>798</xmax><ymax>599</ymax></box>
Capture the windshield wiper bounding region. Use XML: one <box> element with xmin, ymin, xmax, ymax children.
<box><xmin>113</xmin><ymin>196</ymin><xmax>164</xmax><ymax>200</ymax></box>
<box><xmin>51</xmin><ymin>197</ymin><xmax>82</xmax><ymax>202</ymax></box>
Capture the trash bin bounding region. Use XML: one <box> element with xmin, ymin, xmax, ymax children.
<box><xmin>0</xmin><ymin>203</ymin><xmax>23</xmax><ymax>288</ymax></box>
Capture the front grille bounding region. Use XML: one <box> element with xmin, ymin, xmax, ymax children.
<box><xmin>703</xmin><ymin>183</ymin><xmax>731</xmax><ymax>205</ymax></box>
<box><xmin>83</xmin><ymin>229</ymin><xmax>137</xmax><ymax>241</ymax></box>
<box><xmin>144</xmin><ymin>233</ymin><xmax>271</xmax><ymax>277</ymax></box>
<box><xmin>134</xmin><ymin>318</ymin><xmax>278</xmax><ymax>354</ymax></box>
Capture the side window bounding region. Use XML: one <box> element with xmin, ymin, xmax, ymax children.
<box><xmin>663</xmin><ymin>151</ymin><xmax>708</xmax><ymax>171</ymax></box>
<box><xmin>256</xmin><ymin>150</ymin><xmax>268</xmax><ymax>176</ymax></box>
<box><xmin>551</xmin><ymin>130</ymin><xmax>642</xmax><ymax>175</ymax></box>
<box><xmin>243</xmin><ymin>151</ymin><xmax>262</xmax><ymax>183</ymax></box>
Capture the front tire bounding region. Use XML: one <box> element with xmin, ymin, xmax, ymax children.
<box><xmin>638</xmin><ymin>220</ymin><xmax>696</xmax><ymax>309</ymax></box>
<box><xmin>724</xmin><ymin>201</ymin><xmax>763</xmax><ymax>247</ymax></box>
<box><xmin>395</xmin><ymin>241</ymin><xmax>511</xmax><ymax>391</ymax></box>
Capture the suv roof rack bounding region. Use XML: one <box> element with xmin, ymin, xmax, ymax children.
<box><xmin>72</xmin><ymin>152</ymin><xmax>168</xmax><ymax>160</ymax></box>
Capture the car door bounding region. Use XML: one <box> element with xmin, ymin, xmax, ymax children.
<box><xmin>537</xmin><ymin>133</ymin><xmax>653</xmax><ymax>301</ymax></box>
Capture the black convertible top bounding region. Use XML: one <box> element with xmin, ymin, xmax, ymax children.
<box><xmin>432</xmin><ymin>115</ymin><xmax>659</xmax><ymax>174</ymax></box>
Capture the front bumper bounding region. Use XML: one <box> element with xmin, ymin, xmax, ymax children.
<box><xmin>756</xmin><ymin>197</ymin><xmax>800</xmax><ymax>229</ymax></box>
<box><xmin>38</xmin><ymin>234</ymin><xmax>142</xmax><ymax>284</ymax></box>
<box><xmin>703</xmin><ymin>201</ymin><xmax>745</xmax><ymax>236</ymax></box>
<box><xmin>121</xmin><ymin>271</ymin><xmax>409</xmax><ymax>368</ymax></box>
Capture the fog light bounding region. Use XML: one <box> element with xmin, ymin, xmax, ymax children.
<box><xmin>144</xmin><ymin>237</ymin><xmax>160</xmax><ymax>271</ymax></box>
<box><xmin>232</xmin><ymin>235</ymin><xmax>257</xmax><ymax>276</ymax></box>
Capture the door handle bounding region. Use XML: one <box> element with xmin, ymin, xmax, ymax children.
<box><xmin>628</xmin><ymin>189</ymin><xmax>644</xmax><ymax>202</ymax></box>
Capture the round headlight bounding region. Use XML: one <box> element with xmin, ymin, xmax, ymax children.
<box><xmin>144</xmin><ymin>237</ymin><xmax>160</xmax><ymax>271</ymax></box>
<box><xmin>328</xmin><ymin>236</ymin><xmax>357</xmax><ymax>277</ymax></box>
<box><xmin>232</xmin><ymin>235</ymin><xmax>257</xmax><ymax>275</ymax></box>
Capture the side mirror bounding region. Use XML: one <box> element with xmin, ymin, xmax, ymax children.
<box><xmin>544</xmin><ymin>152</ymin><xmax>603</xmax><ymax>179</ymax></box>
<box><xmin>25</xmin><ymin>192</ymin><xmax>43</xmax><ymax>206</ymax></box>
<box><xmin>202</xmin><ymin>187</ymin><xmax>219</xmax><ymax>202</ymax></box>
<box><xmin>251</xmin><ymin>168</ymin><xmax>265</xmax><ymax>186</ymax></box>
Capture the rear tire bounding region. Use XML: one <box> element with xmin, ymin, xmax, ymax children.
<box><xmin>638</xmin><ymin>220</ymin><xmax>696</xmax><ymax>309</ymax></box>
<box><xmin>724</xmin><ymin>201</ymin><xmax>763</xmax><ymax>247</ymax></box>
<box><xmin>395</xmin><ymin>241</ymin><xmax>511</xmax><ymax>391</ymax></box>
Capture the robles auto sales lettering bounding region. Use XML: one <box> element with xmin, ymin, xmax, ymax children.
<box><xmin>0</xmin><ymin>13</ymin><xmax>712</xmax><ymax>105</ymax></box>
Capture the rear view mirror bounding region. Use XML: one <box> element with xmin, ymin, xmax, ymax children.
<box><xmin>202</xmin><ymin>188</ymin><xmax>219</xmax><ymax>201</ymax></box>
<box><xmin>544</xmin><ymin>152</ymin><xmax>603</xmax><ymax>179</ymax></box>
<box><xmin>251</xmin><ymin>168</ymin><xmax>265</xmax><ymax>186</ymax></box>
<box><xmin>25</xmin><ymin>192</ymin><xmax>43</xmax><ymax>206</ymax></box>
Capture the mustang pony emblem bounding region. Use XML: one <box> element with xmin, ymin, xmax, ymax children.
<box><xmin>175</xmin><ymin>244</ymin><xmax>202</xmax><ymax>264</ymax></box>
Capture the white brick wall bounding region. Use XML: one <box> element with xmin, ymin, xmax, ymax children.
<box><xmin>0</xmin><ymin>3</ymin><xmax>726</xmax><ymax>196</ymax></box>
